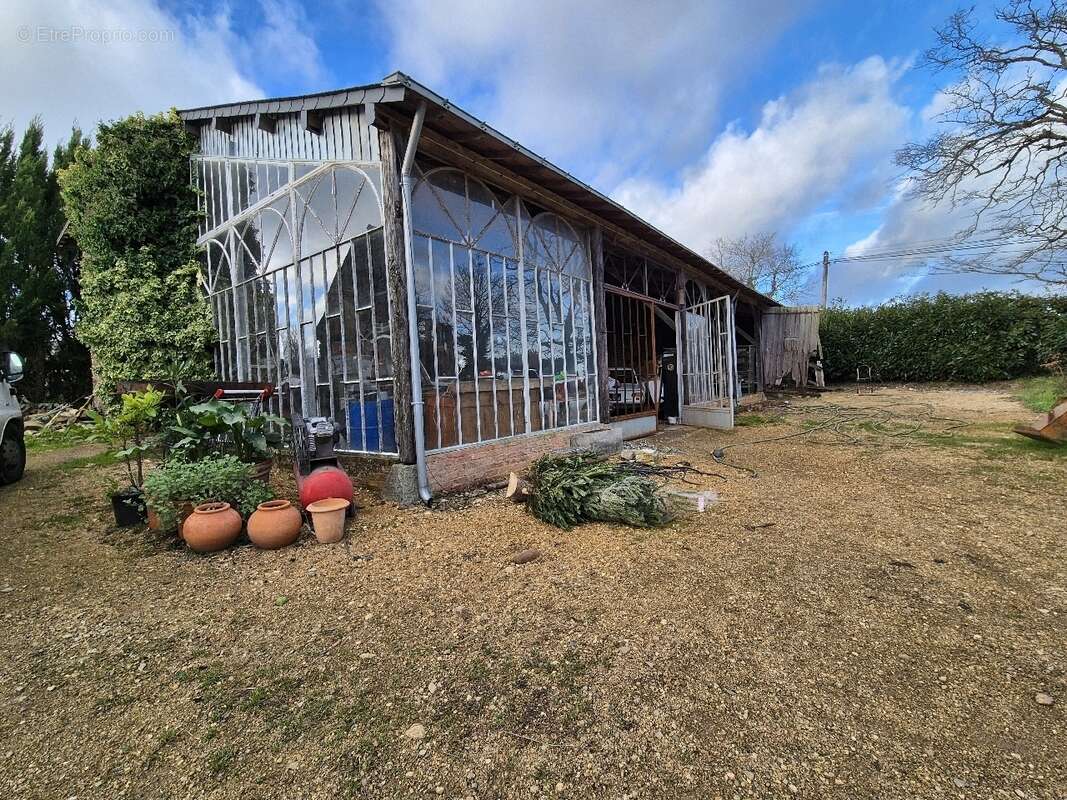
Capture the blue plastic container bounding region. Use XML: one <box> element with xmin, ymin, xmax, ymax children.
<box><xmin>348</xmin><ymin>396</ymin><xmax>396</xmax><ymax>452</ymax></box>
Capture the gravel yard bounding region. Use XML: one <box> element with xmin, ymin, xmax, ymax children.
<box><xmin>0</xmin><ymin>384</ymin><xmax>1064</xmax><ymax>799</ymax></box>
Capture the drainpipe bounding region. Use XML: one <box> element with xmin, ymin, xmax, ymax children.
<box><xmin>399</xmin><ymin>101</ymin><xmax>432</xmax><ymax>503</ymax></box>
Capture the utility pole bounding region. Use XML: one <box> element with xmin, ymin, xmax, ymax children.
<box><xmin>820</xmin><ymin>250</ymin><xmax>830</xmax><ymax>309</ymax></box>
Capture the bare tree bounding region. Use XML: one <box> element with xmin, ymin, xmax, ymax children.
<box><xmin>896</xmin><ymin>0</ymin><xmax>1067</xmax><ymax>286</ymax></box>
<box><xmin>709</xmin><ymin>232</ymin><xmax>806</xmax><ymax>302</ymax></box>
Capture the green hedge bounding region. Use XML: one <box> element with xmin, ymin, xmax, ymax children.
<box><xmin>819</xmin><ymin>292</ymin><xmax>1067</xmax><ymax>383</ymax></box>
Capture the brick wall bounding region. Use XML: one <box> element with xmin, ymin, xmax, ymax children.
<box><xmin>424</xmin><ymin>423</ymin><xmax>603</xmax><ymax>493</ymax></box>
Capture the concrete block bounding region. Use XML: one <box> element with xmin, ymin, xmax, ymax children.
<box><xmin>569</xmin><ymin>426</ymin><xmax>622</xmax><ymax>457</ymax></box>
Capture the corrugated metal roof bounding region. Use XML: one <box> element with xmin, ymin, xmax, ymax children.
<box><xmin>177</xmin><ymin>72</ymin><xmax>777</xmax><ymax>307</ymax></box>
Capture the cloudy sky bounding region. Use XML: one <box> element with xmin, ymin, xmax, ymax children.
<box><xmin>1</xmin><ymin>0</ymin><xmax>1048</xmax><ymax>304</ymax></box>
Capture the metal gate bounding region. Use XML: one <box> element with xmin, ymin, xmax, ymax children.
<box><xmin>680</xmin><ymin>294</ymin><xmax>735</xmax><ymax>428</ymax></box>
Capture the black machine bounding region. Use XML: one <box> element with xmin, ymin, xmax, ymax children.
<box><xmin>659</xmin><ymin>349</ymin><xmax>679</xmax><ymax>420</ymax></box>
<box><xmin>292</xmin><ymin>415</ymin><xmax>342</xmax><ymax>476</ymax></box>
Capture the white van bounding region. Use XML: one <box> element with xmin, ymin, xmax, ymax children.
<box><xmin>0</xmin><ymin>351</ymin><xmax>25</xmax><ymax>484</ymax></box>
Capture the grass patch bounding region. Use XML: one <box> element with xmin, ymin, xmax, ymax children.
<box><xmin>735</xmin><ymin>413</ymin><xmax>784</xmax><ymax>427</ymax></box>
<box><xmin>44</xmin><ymin>510</ymin><xmax>86</xmax><ymax>530</ymax></box>
<box><xmin>1016</xmin><ymin>375</ymin><xmax>1067</xmax><ymax>413</ymax></box>
<box><xmin>25</xmin><ymin>424</ymin><xmax>93</xmax><ymax>453</ymax></box>
<box><xmin>206</xmin><ymin>745</ymin><xmax>236</xmax><ymax>776</ymax></box>
<box><xmin>909</xmin><ymin>429</ymin><xmax>1067</xmax><ymax>461</ymax></box>
<box><xmin>51</xmin><ymin>450</ymin><xmax>118</xmax><ymax>472</ymax></box>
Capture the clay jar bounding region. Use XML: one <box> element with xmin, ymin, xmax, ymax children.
<box><xmin>247</xmin><ymin>499</ymin><xmax>302</xmax><ymax>549</ymax></box>
<box><xmin>182</xmin><ymin>501</ymin><xmax>242</xmax><ymax>553</ymax></box>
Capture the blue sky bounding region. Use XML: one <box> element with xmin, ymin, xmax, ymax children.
<box><xmin>4</xmin><ymin>0</ymin><xmax>1036</xmax><ymax>304</ymax></box>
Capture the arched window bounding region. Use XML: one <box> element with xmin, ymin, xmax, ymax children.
<box><xmin>297</xmin><ymin>165</ymin><xmax>382</xmax><ymax>257</ymax></box>
<box><xmin>412</xmin><ymin>167</ymin><xmax>517</xmax><ymax>257</ymax></box>
<box><xmin>524</xmin><ymin>212</ymin><xmax>590</xmax><ymax>278</ymax></box>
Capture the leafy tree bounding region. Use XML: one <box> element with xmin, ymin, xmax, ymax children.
<box><xmin>897</xmin><ymin>0</ymin><xmax>1067</xmax><ymax>286</ymax></box>
<box><xmin>59</xmin><ymin>110</ymin><xmax>215</xmax><ymax>397</ymax></box>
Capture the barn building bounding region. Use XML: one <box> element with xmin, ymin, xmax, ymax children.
<box><xmin>177</xmin><ymin>72</ymin><xmax>779</xmax><ymax>500</ymax></box>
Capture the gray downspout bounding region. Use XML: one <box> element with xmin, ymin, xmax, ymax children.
<box><xmin>399</xmin><ymin>101</ymin><xmax>432</xmax><ymax>503</ymax></box>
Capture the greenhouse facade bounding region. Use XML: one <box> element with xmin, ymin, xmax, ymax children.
<box><xmin>178</xmin><ymin>73</ymin><xmax>775</xmax><ymax>496</ymax></box>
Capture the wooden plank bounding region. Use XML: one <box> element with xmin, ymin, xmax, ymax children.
<box><xmin>591</xmin><ymin>225</ymin><xmax>611</xmax><ymax>423</ymax></box>
<box><xmin>378</xmin><ymin>124</ymin><xmax>416</xmax><ymax>465</ymax></box>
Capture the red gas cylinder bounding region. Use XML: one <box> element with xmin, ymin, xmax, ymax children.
<box><xmin>297</xmin><ymin>465</ymin><xmax>354</xmax><ymax>511</ymax></box>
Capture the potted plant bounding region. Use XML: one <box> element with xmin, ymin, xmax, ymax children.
<box><xmin>164</xmin><ymin>397</ymin><xmax>286</xmax><ymax>481</ymax></box>
<box><xmin>144</xmin><ymin>454</ymin><xmax>274</xmax><ymax>541</ymax></box>
<box><xmin>87</xmin><ymin>387</ymin><xmax>163</xmax><ymax>527</ymax></box>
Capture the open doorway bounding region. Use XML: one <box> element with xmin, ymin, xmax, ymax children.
<box><xmin>604</xmin><ymin>288</ymin><xmax>679</xmax><ymax>432</ymax></box>
<box><xmin>605</xmin><ymin>290</ymin><xmax>655</xmax><ymax>421</ymax></box>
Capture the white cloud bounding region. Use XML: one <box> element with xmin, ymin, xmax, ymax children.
<box><xmin>1</xmin><ymin>0</ymin><xmax>326</xmax><ymax>148</ymax></box>
<box><xmin>613</xmin><ymin>57</ymin><xmax>910</xmax><ymax>252</ymax></box>
<box><xmin>375</xmin><ymin>0</ymin><xmax>807</xmax><ymax>181</ymax></box>
<box><xmin>832</xmin><ymin>185</ymin><xmax>1053</xmax><ymax>305</ymax></box>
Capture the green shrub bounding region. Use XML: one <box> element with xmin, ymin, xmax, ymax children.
<box><xmin>820</xmin><ymin>292</ymin><xmax>1067</xmax><ymax>383</ymax></box>
<box><xmin>85</xmin><ymin>386</ymin><xmax>164</xmax><ymax>490</ymax></box>
<box><xmin>165</xmin><ymin>397</ymin><xmax>286</xmax><ymax>463</ymax></box>
<box><xmin>58</xmin><ymin>111</ymin><xmax>215</xmax><ymax>396</ymax></box>
<box><xmin>144</xmin><ymin>455</ymin><xmax>273</xmax><ymax>530</ymax></box>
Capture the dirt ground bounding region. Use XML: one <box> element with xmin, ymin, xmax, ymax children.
<box><xmin>0</xmin><ymin>383</ymin><xmax>1064</xmax><ymax>800</ymax></box>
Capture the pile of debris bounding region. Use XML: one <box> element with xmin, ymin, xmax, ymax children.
<box><xmin>22</xmin><ymin>399</ymin><xmax>92</xmax><ymax>438</ymax></box>
<box><xmin>506</xmin><ymin>448</ymin><xmax>721</xmax><ymax>530</ymax></box>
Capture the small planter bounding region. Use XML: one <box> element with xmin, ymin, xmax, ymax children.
<box><xmin>305</xmin><ymin>497</ymin><xmax>350</xmax><ymax>544</ymax></box>
<box><xmin>182</xmin><ymin>501</ymin><xmax>242</xmax><ymax>553</ymax></box>
<box><xmin>110</xmin><ymin>487</ymin><xmax>146</xmax><ymax>528</ymax></box>
<box><xmin>250</xmin><ymin>458</ymin><xmax>273</xmax><ymax>485</ymax></box>
<box><xmin>247</xmin><ymin>499</ymin><xmax>303</xmax><ymax>550</ymax></box>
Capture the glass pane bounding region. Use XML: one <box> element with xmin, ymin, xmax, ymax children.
<box><xmin>298</xmin><ymin>172</ymin><xmax>335</xmax><ymax>257</ymax></box>
<box><xmin>336</xmin><ymin>167</ymin><xmax>383</xmax><ymax>240</ymax></box>
<box><xmin>473</xmin><ymin>252</ymin><xmax>492</xmax><ymax>378</ymax></box>
<box><xmin>456</xmin><ymin>311</ymin><xmax>475</xmax><ymax>382</ymax></box>
<box><xmin>414</xmin><ymin>234</ymin><xmax>432</xmax><ymax>307</ymax></box>
<box><xmin>354</xmin><ymin>236</ymin><xmax>372</xmax><ymax>310</ymax></box>
<box><xmin>370</xmin><ymin>230</ymin><xmax>391</xmax><ymax>379</ymax></box>
<box><xmin>235</xmin><ymin>221</ymin><xmax>260</xmax><ymax>281</ymax></box>
<box><xmin>454</xmin><ymin>245</ymin><xmax>472</xmax><ymax>312</ymax></box>
<box><xmin>412</xmin><ymin>168</ymin><xmax>466</xmax><ymax>241</ymax></box>
<box><xmin>259</xmin><ymin>199</ymin><xmax>293</xmax><ymax>273</ymax></box>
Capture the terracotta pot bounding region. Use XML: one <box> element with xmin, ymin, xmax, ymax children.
<box><xmin>247</xmin><ymin>499</ymin><xmax>302</xmax><ymax>550</ymax></box>
<box><xmin>182</xmin><ymin>501</ymin><xmax>242</xmax><ymax>553</ymax></box>
<box><xmin>305</xmin><ymin>497</ymin><xmax>350</xmax><ymax>544</ymax></box>
<box><xmin>250</xmin><ymin>458</ymin><xmax>273</xmax><ymax>484</ymax></box>
<box><xmin>147</xmin><ymin>506</ymin><xmax>162</xmax><ymax>531</ymax></box>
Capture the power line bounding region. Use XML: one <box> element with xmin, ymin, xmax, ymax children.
<box><xmin>800</xmin><ymin>233</ymin><xmax>1052</xmax><ymax>271</ymax></box>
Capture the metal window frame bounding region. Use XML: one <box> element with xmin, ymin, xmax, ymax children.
<box><xmin>410</xmin><ymin>166</ymin><xmax>598</xmax><ymax>453</ymax></box>
<box><xmin>199</xmin><ymin>158</ymin><xmax>398</xmax><ymax>455</ymax></box>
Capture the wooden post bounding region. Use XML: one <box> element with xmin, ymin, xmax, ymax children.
<box><xmin>379</xmin><ymin>124</ymin><xmax>417</xmax><ymax>465</ymax></box>
<box><xmin>591</xmin><ymin>225</ymin><xmax>611</xmax><ymax>423</ymax></box>
<box><xmin>675</xmin><ymin>276</ymin><xmax>687</xmax><ymax>408</ymax></box>
<box><xmin>821</xmin><ymin>250</ymin><xmax>830</xmax><ymax>309</ymax></box>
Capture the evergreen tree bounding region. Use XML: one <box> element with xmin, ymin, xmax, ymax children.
<box><xmin>0</xmin><ymin>119</ymin><xmax>91</xmax><ymax>401</ymax></box>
